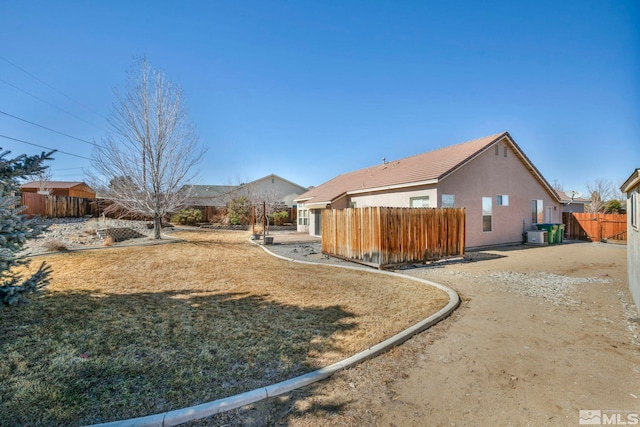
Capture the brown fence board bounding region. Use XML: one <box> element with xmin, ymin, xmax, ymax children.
<box><xmin>322</xmin><ymin>207</ymin><xmax>465</xmax><ymax>269</ymax></box>
<box><xmin>21</xmin><ymin>193</ymin><xmax>93</xmax><ymax>218</ymax></box>
<box><xmin>562</xmin><ymin>212</ymin><xmax>627</xmax><ymax>242</ymax></box>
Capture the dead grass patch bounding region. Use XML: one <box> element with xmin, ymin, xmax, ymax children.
<box><xmin>0</xmin><ymin>230</ymin><xmax>448</xmax><ymax>426</ymax></box>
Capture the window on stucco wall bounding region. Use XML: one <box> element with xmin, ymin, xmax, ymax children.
<box><xmin>410</xmin><ymin>196</ymin><xmax>430</xmax><ymax>208</ymax></box>
<box><xmin>442</xmin><ymin>194</ymin><xmax>455</xmax><ymax>208</ymax></box>
<box><xmin>298</xmin><ymin>209</ymin><xmax>308</xmax><ymax>226</ymax></box>
<box><xmin>482</xmin><ymin>197</ymin><xmax>492</xmax><ymax>232</ymax></box>
<box><xmin>631</xmin><ymin>192</ymin><xmax>638</xmax><ymax>229</ymax></box>
<box><xmin>531</xmin><ymin>200</ymin><xmax>543</xmax><ymax>224</ymax></box>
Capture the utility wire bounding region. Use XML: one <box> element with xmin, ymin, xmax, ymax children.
<box><xmin>0</xmin><ymin>134</ymin><xmax>92</xmax><ymax>160</ymax></box>
<box><xmin>50</xmin><ymin>167</ymin><xmax>87</xmax><ymax>171</ymax></box>
<box><xmin>0</xmin><ymin>110</ymin><xmax>98</xmax><ymax>147</ymax></box>
<box><xmin>0</xmin><ymin>55</ymin><xmax>104</xmax><ymax>118</ymax></box>
<box><xmin>0</xmin><ymin>77</ymin><xmax>103</xmax><ymax>130</ymax></box>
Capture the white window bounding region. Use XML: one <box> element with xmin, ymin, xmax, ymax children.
<box><xmin>531</xmin><ymin>200</ymin><xmax>543</xmax><ymax>224</ymax></box>
<box><xmin>482</xmin><ymin>197</ymin><xmax>492</xmax><ymax>232</ymax></box>
<box><xmin>410</xmin><ymin>196</ymin><xmax>430</xmax><ymax>208</ymax></box>
<box><xmin>442</xmin><ymin>194</ymin><xmax>455</xmax><ymax>208</ymax></box>
<box><xmin>298</xmin><ymin>209</ymin><xmax>308</xmax><ymax>226</ymax></box>
<box><xmin>631</xmin><ymin>192</ymin><xmax>638</xmax><ymax>229</ymax></box>
<box><xmin>497</xmin><ymin>195</ymin><xmax>509</xmax><ymax>206</ymax></box>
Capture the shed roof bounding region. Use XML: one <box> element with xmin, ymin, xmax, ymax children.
<box><xmin>20</xmin><ymin>181</ymin><xmax>89</xmax><ymax>190</ymax></box>
<box><xmin>296</xmin><ymin>132</ymin><xmax>559</xmax><ymax>206</ymax></box>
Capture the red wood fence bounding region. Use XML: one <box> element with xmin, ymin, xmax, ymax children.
<box><xmin>322</xmin><ymin>207</ymin><xmax>466</xmax><ymax>269</ymax></box>
<box><xmin>563</xmin><ymin>212</ymin><xmax>627</xmax><ymax>242</ymax></box>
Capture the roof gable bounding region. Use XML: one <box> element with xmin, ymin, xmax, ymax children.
<box><xmin>296</xmin><ymin>132</ymin><xmax>560</xmax><ymax>205</ymax></box>
<box><xmin>248</xmin><ymin>174</ymin><xmax>308</xmax><ymax>192</ymax></box>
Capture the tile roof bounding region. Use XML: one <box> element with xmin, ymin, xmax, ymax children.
<box><xmin>297</xmin><ymin>132</ymin><xmax>509</xmax><ymax>205</ymax></box>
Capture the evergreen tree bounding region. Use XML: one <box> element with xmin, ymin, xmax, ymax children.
<box><xmin>0</xmin><ymin>149</ymin><xmax>55</xmax><ymax>307</ymax></box>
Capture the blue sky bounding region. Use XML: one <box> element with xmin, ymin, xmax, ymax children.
<box><xmin>1</xmin><ymin>1</ymin><xmax>638</xmax><ymax>195</ymax></box>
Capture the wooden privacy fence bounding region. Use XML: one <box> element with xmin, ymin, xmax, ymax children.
<box><xmin>563</xmin><ymin>212</ymin><xmax>627</xmax><ymax>242</ymax></box>
<box><xmin>322</xmin><ymin>207</ymin><xmax>465</xmax><ymax>269</ymax></box>
<box><xmin>21</xmin><ymin>193</ymin><xmax>93</xmax><ymax>218</ymax></box>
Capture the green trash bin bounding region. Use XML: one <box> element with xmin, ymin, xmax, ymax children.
<box><xmin>557</xmin><ymin>224</ymin><xmax>565</xmax><ymax>243</ymax></box>
<box><xmin>536</xmin><ymin>224</ymin><xmax>557</xmax><ymax>244</ymax></box>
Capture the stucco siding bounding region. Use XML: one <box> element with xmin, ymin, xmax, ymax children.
<box><xmin>349</xmin><ymin>186</ymin><xmax>438</xmax><ymax>208</ymax></box>
<box><xmin>438</xmin><ymin>140</ymin><xmax>560</xmax><ymax>248</ymax></box>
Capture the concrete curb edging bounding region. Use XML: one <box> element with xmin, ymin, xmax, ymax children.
<box><xmin>87</xmin><ymin>240</ymin><xmax>460</xmax><ymax>427</ymax></box>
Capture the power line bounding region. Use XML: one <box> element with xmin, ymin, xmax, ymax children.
<box><xmin>52</xmin><ymin>173</ymin><xmax>87</xmax><ymax>178</ymax></box>
<box><xmin>0</xmin><ymin>77</ymin><xmax>104</xmax><ymax>130</ymax></box>
<box><xmin>0</xmin><ymin>134</ymin><xmax>92</xmax><ymax>160</ymax></box>
<box><xmin>0</xmin><ymin>55</ymin><xmax>104</xmax><ymax>118</ymax></box>
<box><xmin>0</xmin><ymin>110</ymin><xmax>98</xmax><ymax>147</ymax></box>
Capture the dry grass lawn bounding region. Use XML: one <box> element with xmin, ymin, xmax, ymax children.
<box><xmin>0</xmin><ymin>230</ymin><xmax>448</xmax><ymax>426</ymax></box>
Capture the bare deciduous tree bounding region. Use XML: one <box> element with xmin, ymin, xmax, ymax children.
<box><xmin>35</xmin><ymin>169</ymin><xmax>53</xmax><ymax>194</ymax></box>
<box><xmin>91</xmin><ymin>57</ymin><xmax>205</xmax><ymax>238</ymax></box>
<box><xmin>236</xmin><ymin>183</ymin><xmax>286</xmax><ymax>235</ymax></box>
<box><xmin>585</xmin><ymin>178</ymin><xmax>615</xmax><ymax>214</ymax></box>
<box><xmin>551</xmin><ymin>179</ymin><xmax>564</xmax><ymax>192</ymax></box>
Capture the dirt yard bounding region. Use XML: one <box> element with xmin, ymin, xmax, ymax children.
<box><xmin>263</xmin><ymin>241</ymin><xmax>638</xmax><ymax>426</ymax></box>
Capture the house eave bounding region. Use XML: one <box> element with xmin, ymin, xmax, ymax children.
<box><xmin>621</xmin><ymin>169</ymin><xmax>640</xmax><ymax>193</ymax></box>
<box><xmin>303</xmin><ymin>202</ymin><xmax>332</xmax><ymax>209</ymax></box>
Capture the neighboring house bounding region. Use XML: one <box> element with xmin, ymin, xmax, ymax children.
<box><xmin>185</xmin><ymin>174</ymin><xmax>307</xmax><ymax>208</ymax></box>
<box><xmin>20</xmin><ymin>181</ymin><xmax>96</xmax><ymax>198</ymax></box>
<box><xmin>621</xmin><ymin>168</ymin><xmax>640</xmax><ymax>312</ymax></box>
<box><xmin>295</xmin><ymin>131</ymin><xmax>561</xmax><ymax>249</ymax></box>
<box><xmin>184</xmin><ymin>185</ymin><xmax>238</xmax><ymax>207</ymax></box>
<box><xmin>556</xmin><ymin>190</ymin><xmax>590</xmax><ymax>213</ymax></box>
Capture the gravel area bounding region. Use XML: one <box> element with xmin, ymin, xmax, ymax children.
<box><xmin>263</xmin><ymin>241</ymin><xmax>364</xmax><ymax>269</ymax></box>
<box><xmin>21</xmin><ymin>217</ymin><xmax>158</xmax><ymax>255</ymax></box>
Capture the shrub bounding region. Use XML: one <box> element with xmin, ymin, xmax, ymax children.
<box><xmin>269</xmin><ymin>210</ymin><xmax>289</xmax><ymax>226</ymax></box>
<box><xmin>43</xmin><ymin>239</ymin><xmax>69</xmax><ymax>252</ymax></box>
<box><xmin>227</xmin><ymin>197</ymin><xmax>251</xmax><ymax>225</ymax></box>
<box><xmin>170</xmin><ymin>208</ymin><xmax>203</xmax><ymax>225</ymax></box>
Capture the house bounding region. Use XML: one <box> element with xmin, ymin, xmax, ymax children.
<box><xmin>20</xmin><ymin>181</ymin><xmax>96</xmax><ymax>198</ymax></box>
<box><xmin>556</xmin><ymin>190</ymin><xmax>590</xmax><ymax>213</ymax></box>
<box><xmin>295</xmin><ymin>131</ymin><xmax>561</xmax><ymax>249</ymax></box>
<box><xmin>186</xmin><ymin>174</ymin><xmax>307</xmax><ymax>208</ymax></box>
<box><xmin>621</xmin><ymin>168</ymin><xmax>640</xmax><ymax>312</ymax></box>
